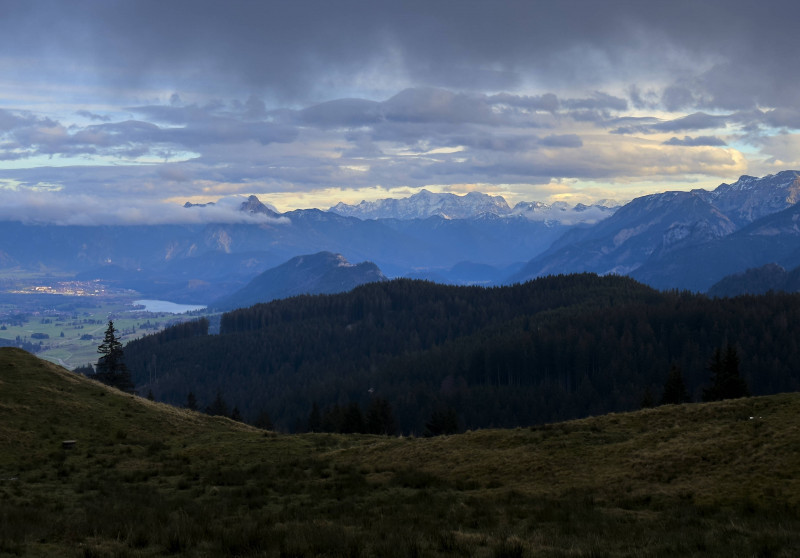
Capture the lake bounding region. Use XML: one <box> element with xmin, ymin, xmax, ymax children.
<box><xmin>133</xmin><ymin>300</ymin><xmax>207</xmax><ymax>314</ymax></box>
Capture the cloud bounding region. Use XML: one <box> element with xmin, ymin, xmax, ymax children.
<box><xmin>763</xmin><ymin>109</ymin><xmax>800</xmax><ymax>130</ymax></box>
<box><xmin>487</xmin><ymin>93</ymin><xmax>559</xmax><ymax>112</ymax></box>
<box><xmin>298</xmin><ymin>99</ymin><xmax>382</xmax><ymax>128</ymax></box>
<box><xmin>662</xmin><ymin>136</ymin><xmax>727</xmax><ymax>147</ymax></box>
<box><xmin>611</xmin><ymin>112</ymin><xmax>732</xmax><ymax>135</ymax></box>
<box><xmin>1</xmin><ymin>2</ymin><xmax>800</xmax><ymax>222</ymax></box>
<box><xmin>0</xmin><ymin>189</ymin><xmax>290</xmax><ymax>226</ymax></box>
<box><xmin>540</xmin><ymin>134</ymin><xmax>583</xmax><ymax>148</ymax></box>
<box><xmin>562</xmin><ymin>92</ymin><xmax>628</xmax><ymax>111</ymax></box>
<box><xmin>0</xmin><ymin>81</ymin><xmax>751</xmax><ymax>225</ymax></box>
<box><xmin>661</xmin><ymin>86</ymin><xmax>699</xmax><ymax>112</ymax></box>
<box><xmin>75</xmin><ymin>110</ymin><xmax>111</xmax><ymax>122</ymax></box>
<box><xmin>0</xmin><ymin>0</ymin><xmax>797</xmax><ymax>115</ymax></box>
<box><xmin>652</xmin><ymin>112</ymin><xmax>729</xmax><ymax>133</ymax></box>
<box><xmin>380</xmin><ymin>88</ymin><xmax>497</xmax><ymax>125</ymax></box>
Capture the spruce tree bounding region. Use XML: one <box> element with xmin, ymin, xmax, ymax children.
<box><xmin>660</xmin><ymin>364</ymin><xmax>690</xmax><ymax>405</ymax></box>
<box><xmin>702</xmin><ymin>347</ymin><xmax>725</xmax><ymax>402</ymax></box>
<box><xmin>95</xmin><ymin>320</ymin><xmax>134</xmax><ymax>393</ymax></box>
<box><xmin>424</xmin><ymin>405</ymin><xmax>459</xmax><ymax>436</ymax></box>
<box><xmin>340</xmin><ymin>402</ymin><xmax>365</xmax><ymax>433</ymax></box>
<box><xmin>186</xmin><ymin>392</ymin><xmax>198</xmax><ymax>411</ymax></box>
<box><xmin>205</xmin><ymin>390</ymin><xmax>229</xmax><ymax>416</ymax></box>
<box><xmin>366</xmin><ymin>397</ymin><xmax>398</xmax><ymax>435</ymax></box>
<box><xmin>307</xmin><ymin>402</ymin><xmax>322</xmax><ymax>432</ymax></box>
<box><xmin>703</xmin><ymin>345</ymin><xmax>750</xmax><ymax>401</ymax></box>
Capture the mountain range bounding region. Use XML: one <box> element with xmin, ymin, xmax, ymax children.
<box><xmin>2</xmin><ymin>171</ymin><xmax>800</xmax><ymax>305</ymax></box>
<box><xmin>329</xmin><ymin>189</ymin><xmax>619</xmax><ymax>223</ymax></box>
<box><xmin>513</xmin><ymin>170</ymin><xmax>800</xmax><ymax>291</ymax></box>
<box><xmin>0</xmin><ymin>192</ymin><xmax>597</xmax><ymax>303</ymax></box>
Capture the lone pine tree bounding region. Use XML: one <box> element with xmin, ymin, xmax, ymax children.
<box><xmin>95</xmin><ymin>320</ymin><xmax>134</xmax><ymax>393</ymax></box>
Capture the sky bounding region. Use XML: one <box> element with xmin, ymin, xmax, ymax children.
<box><xmin>1</xmin><ymin>0</ymin><xmax>800</xmax><ymax>224</ymax></box>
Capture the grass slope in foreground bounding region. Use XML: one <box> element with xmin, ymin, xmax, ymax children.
<box><xmin>1</xmin><ymin>347</ymin><xmax>799</xmax><ymax>557</ymax></box>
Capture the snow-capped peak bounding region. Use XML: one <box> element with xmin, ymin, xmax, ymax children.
<box><xmin>328</xmin><ymin>190</ymin><xmax>616</xmax><ymax>224</ymax></box>
<box><xmin>329</xmin><ymin>189</ymin><xmax>511</xmax><ymax>220</ymax></box>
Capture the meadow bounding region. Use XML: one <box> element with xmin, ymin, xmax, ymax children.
<box><xmin>0</xmin><ymin>293</ymin><xmax>206</xmax><ymax>370</ymax></box>
<box><xmin>1</xmin><ymin>347</ymin><xmax>799</xmax><ymax>557</ymax></box>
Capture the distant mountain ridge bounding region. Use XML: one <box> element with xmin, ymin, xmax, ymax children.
<box><xmin>512</xmin><ymin>170</ymin><xmax>800</xmax><ymax>290</ymax></box>
<box><xmin>211</xmin><ymin>251</ymin><xmax>387</xmax><ymax>311</ymax></box>
<box><xmin>329</xmin><ymin>189</ymin><xmax>619</xmax><ymax>223</ymax></box>
<box><xmin>707</xmin><ymin>263</ymin><xmax>800</xmax><ymax>297</ymax></box>
<box><xmin>631</xmin><ymin>184</ymin><xmax>800</xmax><ymax>291</ymax></box>
<box><xmin>0</xmin><ymin>200</ymin><xmax>570</xmax><ymax>302</ymax></box>
<box><xmin>3</xmin><ymin>171</ymin><xmax>800</xmax><ymax>303</ymax></box>
<box><xmin>697</xmin><ymin>172</ymin><xmax>800</xmax><ymax>226</ymax></box>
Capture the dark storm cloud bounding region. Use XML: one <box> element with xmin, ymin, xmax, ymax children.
<box><xmin>1</xmin><ymin>0</ymin><xmax>797</xmax><ymax>110</ymax></box>
<box><xmin>295</xmin><ymin>89</ymin><xmax>561</xmax><ymax>132</ymax></box>
<box><xmin>662</xmin><ymin>136</ymin><xmax>727</xmax><ymax>147</ymax></box>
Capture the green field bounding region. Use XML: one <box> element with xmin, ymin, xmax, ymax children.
<box><xmin>1</xmin><ymin>347</ymin><xmax>799</xmax><ymax>557</ymax></box>
<box><xmin>0</xmin><ymin>297</ymin><xmax>208</xmax><ymax>370</ymax></box>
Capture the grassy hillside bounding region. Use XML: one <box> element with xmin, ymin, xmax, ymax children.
<box><xmin>2</xmin><ymin>347</ymin><xmax>799</xmax><ymax>557</ymax></box>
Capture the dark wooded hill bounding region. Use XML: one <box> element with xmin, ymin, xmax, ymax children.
<box><xmin>707</xmin><ymin>262</ymin><xmax>800</xmax><ymax>297</ymax></box>
<box><xmin>124</xmin><ymin>274</ymin><xmax>800</xmax><ymax>433</ymax></box>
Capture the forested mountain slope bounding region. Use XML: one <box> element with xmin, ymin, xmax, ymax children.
<box><xmin>707</xmin><ymin>263</ymin><xmax>800</xmax><ymax>297</ymax></box>
<box><xmin>125</xmin><ymin>275</ymin><xmax>800</xmax><ymax>433</ymax></box>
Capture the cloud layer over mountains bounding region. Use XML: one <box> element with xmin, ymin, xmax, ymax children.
<box><xmin>1</xmin><ymin>0</ymin><xmax>799</xmax><ymax>223</ymax></box>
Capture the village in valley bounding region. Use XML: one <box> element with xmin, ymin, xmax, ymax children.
<box><xmin>0</xmin><ymin>276</ymin><xmax>207</xmax><ymax>370</ymax></box>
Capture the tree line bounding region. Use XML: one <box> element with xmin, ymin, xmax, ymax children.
<box><xmin>123</xmin><ymin>276</ymin><xmax>798</xmax><ymax>433</ymax></box>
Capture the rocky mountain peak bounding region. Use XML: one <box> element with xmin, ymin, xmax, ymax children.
<box><xmin>707</xmin><ymin>170</ymin><xmax>800</xmax><ymax>226</ymax></box>
<box><xmin>239</xmin><ymin>195</ymin><xmax>280</xmax><ymax>217</ymax></box>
